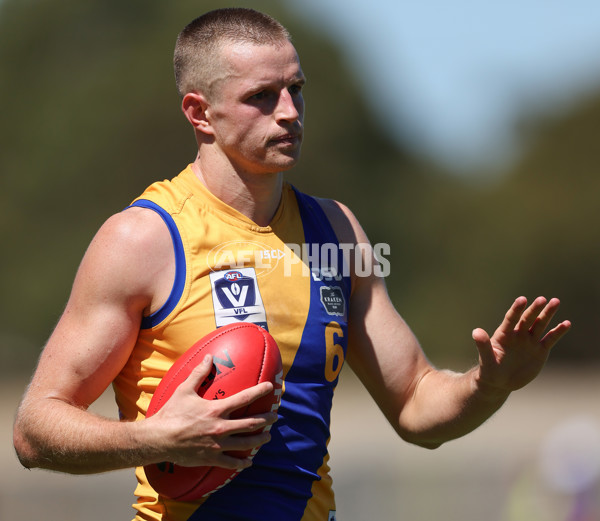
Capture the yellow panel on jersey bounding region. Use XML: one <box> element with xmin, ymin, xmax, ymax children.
<box><xmin>112</xmin><ymin>166</ymin><xmax>350</xmax><ymax>521</ymax></box>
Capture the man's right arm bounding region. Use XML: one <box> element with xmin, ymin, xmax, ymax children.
<box><xmin>13</xmin><ymin>208</ymin><xmax>276</xmax><ymax>474</ymax></box>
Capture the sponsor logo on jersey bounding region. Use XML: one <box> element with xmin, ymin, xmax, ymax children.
<box><xmin>320</xmin><ymin>286</ymin><xmax>346</xmax><ymax>317</ymax></box>
<box><xmin>206</xmin><ymin>240</ymin><xmax>286</xmax><ymax>278</ymax></box>
<box><xmin>209</xmin><ymin>267</ymin><xmax>268</xmax><ymax>330</ymax></box>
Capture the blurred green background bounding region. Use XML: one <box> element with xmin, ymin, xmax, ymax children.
<box><xmin>2</xmin><ymin>2</ymin><xmax>599</xmax><ymax>521</ymax></box>
<box><xmin>1</xmin><ymin>0</ymin><xmax>599</xmax><ymax>376</ymax></box>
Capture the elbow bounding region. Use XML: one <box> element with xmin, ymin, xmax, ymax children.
<box><xmin>14</xmin><ymin>449</ymin><xmax>38</xmax><ymax>470</ymax></box>
<box><xmin>398</xmin><ymin>430</ymin><xmax>444</xmax><ymax>450</ymax></box>
<box><xmin>13</xmin><ymin>431</ymin><xmax>36</xmax><ymax>469</ymax></box>
<box><xmin>395</xmin><ymin>420</ymin><xmax>446</xmax><ymax>450</ymax></box>
<box><xmin>410</xmin><ymin>439</ymin><xmax>443</xmax><ymax>450</ymax></box>
<box><xmin>13</xmin><ymin>417</ymin><xmax>44</xmax><ymax>470</ymax></box>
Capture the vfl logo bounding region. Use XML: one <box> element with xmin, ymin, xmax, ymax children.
<box><xmin>220</xmin><ymin>282</ymin><xmax>250</xmax><ymax>310</ymax></box>
<box><xmin>210</xmin><ymin>267</ymin><xmax>268</xmax><ymax>330</ymax></box>
<box><xmin>214</xmin><ymin>273</ymin><xmax>257</xmax><ymax>320</ymax></box>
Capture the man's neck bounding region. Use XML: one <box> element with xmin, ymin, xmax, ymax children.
<box><xmin>191</xmin><ymin>160</ymin><xmax>283</xmax><ymax>227</ymax></box>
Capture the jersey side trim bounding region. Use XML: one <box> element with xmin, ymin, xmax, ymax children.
<box><xmin>127</xmin><ymin>199</ymin><xmax>187</xmax><ymax>329</ymax></box>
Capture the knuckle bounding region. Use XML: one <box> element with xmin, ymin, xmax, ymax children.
<box><xmin>211</xmin><ymin>421</ymin><xmax>229</xmax><ymax>438</ymax></box>
<box><xmin>245</xmin><ymin>418</ymin><xmax>263</xmax><ymax>432</ymax></box>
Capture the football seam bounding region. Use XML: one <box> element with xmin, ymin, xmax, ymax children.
<box><xmin>257</xmin><ymin>331</ymin><xmax>269</xmax><ymax>383</ymax></box>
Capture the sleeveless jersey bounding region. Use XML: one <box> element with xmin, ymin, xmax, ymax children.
<box><xmin>112</xmin><ymin>166</ymin><xmax>351</xmax><ymax>521</ymax></box>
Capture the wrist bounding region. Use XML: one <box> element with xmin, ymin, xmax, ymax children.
<box><xmin>133</xmin><ymin>414</ymin><xmax>175</xmax><ymax>466</ymax></box>
<box><xmin>470</xmin><ymin>368</ymin><xmax>511</xmax><ymax>404</ymax></box>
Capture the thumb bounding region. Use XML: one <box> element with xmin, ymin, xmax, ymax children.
<box><xmin>182</xmin><ymin>354</ymin><xmax>214</xmax><ymax>394</ymax></box>
<box><xmin>472</xmin><ymin>328</ymin><xmax>495</xmax><ymax>366</ymax></box>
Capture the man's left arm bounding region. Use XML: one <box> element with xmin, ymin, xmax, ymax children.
<box><xmin>320</xmin><ymin>199</ymin><xmax>571</xmax><ymax>449</ymax></box>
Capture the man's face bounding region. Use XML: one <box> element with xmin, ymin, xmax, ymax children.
<box><xmin>204</xmin><ymin>40</ymin><xmax>306</xmax><ymax>175</ymax></box>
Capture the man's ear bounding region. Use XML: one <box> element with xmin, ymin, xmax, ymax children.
<box><xmin>181</xmin><ymin>92</ymin><xmax>214</xmax><ymax>135</ymax></box>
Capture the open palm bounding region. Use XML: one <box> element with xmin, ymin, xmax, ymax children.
<box><xmin>472</xmin><ymin>296</ymin><xmax>571</xmax><ymax>393</ymax></box>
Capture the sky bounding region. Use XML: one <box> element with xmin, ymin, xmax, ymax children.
<box><xmin>284</xmin><ymin>0</ymin><xmax>600</xmax><ymax>175</ymax></box>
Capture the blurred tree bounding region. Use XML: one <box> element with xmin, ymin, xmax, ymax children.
<box><xmin>0</xmin><ymin>0</ymin><xmax>412</xmax><ymax>371</ymax></box>
<box><xmin>386</xmin><ymin>93</ymin><xmax>600</xmax><ymax>366</ymax></box>
<box><xmin>486</xmin><ymin>93</ymin><xmax>600</xmax><ymax>362</ymax></box>
<box><xmin>1</xmin><ymin>0</ymin><xmax>597</xmax><ymax>374</ymax></box>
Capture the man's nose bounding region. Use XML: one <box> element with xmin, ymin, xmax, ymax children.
<box><xmin>275</xmin><ymin>89</ymin><xmax>301</xmax><ymax>122</ymax></box>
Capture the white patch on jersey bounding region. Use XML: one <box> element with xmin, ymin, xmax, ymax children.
<box><xmin>209</xmin><ymin>267</ymin><xmax>268</xmax><ymax>329</ymax></box>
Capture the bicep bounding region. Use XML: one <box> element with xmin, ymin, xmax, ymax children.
<box><xmin>30</xmin><ymin>294</ymin><xmax>142</xmax><ymax>409</ymax></box>
<box><xmin>25</xmin><ymin>210</ymin><xmax>167</xmax><ymax>409</ymax></box>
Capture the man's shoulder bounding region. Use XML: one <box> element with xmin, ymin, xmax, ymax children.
<box><xmin>108</xmin><ymin>206</ymin><xmax>172</xmax><ymax>250</ymax></box>
<box><xmin>67</xmin><ymin>207</ymin><xmax>172</xmax><ymax>313</ymax></box>
<box><xmin>84</xmin><ymin>208</ymin><xmax>173</xmax><ymax>284</ymax></box>
<box><xmin>305</xmin><ymin>195</ymin><xmax>364</xmax><ymax>245</ymax></box>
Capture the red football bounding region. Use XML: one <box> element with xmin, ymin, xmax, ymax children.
<box><xmin>143</xmin><ymin>322</ymin><xmax>283</xmax><ymax>501</ymax></box>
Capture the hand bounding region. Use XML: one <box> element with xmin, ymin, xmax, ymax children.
<box><xmin>146</xmin><ymin>354</ymin><xmax>278</xmax><ymax>470</ymax></box>
<box><xmin>471</xmin><ymin>296</ymin><xmax>571</xmax><ymax>396</ymax></box>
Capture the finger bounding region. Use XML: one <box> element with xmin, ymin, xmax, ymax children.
<box><xmin>179</xmin><ymin>450</ymin><xmax>256</xmax><ymax>470</ymax></box>
<box><xmin>219</xmin><ymin>430</ymin><xmax>272</xmax><ymax>453</ymax></box>
<box><xmin>218</xmin><ymin>381</ymin><xmax>275</xmax><ymax>415</ymax></box>
<box><xmin>540</xmin><ymin>320</ymin><xmax>572</xmax><ymax>350</ymax></box>
<box><xmin>472</xmin><ymin>327</ymin><xmax>490</xmax><ymax>347</ymax></box>
<box><xmin>223</xmin><ymin>411</ymin><xmax>279</xmax><ymax>436</ymax></box>
<box><xmin>497</xmin><ymin>296</ymin><xmax>528</xmax><ymax>334</ymax></box>
<box><xmin>211</xmin><ymin>453</ymin><xmax>255</xmax><ymax>471</ymax></box>
<box><xmin>181</xmin><ymin>354</ymin><xmax>214</xmax><ymax>393</ymax></box>
<box><xmin>516</xmin><ymin>296</ymin><xmax>548</xmax><ymax>331</ymax></box>
<box><xmin>529</xmin><ymin>297</ymin><xmax>560</xmax><ymax>337</ymax></box>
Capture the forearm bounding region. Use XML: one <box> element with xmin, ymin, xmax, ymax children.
<box><xmin>13</xmin><ymin>397</ymin><xmax>158</xmax><ymax>474</ymax></box>
<box><xmin>397</xmin><ymin>366</ymin><xmax>510</xmax><ymax>449</ymax></box>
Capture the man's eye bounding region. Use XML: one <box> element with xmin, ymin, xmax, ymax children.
<box><xmin>289</xmin><ymin>84</ymin><xmax>303</xmax><ymax>95</ymax></box>
<box><xmin>250</xmin><ymin>90</ymin><xmax>270</xmax><ymax>101</ymax></box>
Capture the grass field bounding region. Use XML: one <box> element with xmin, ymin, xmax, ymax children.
<box><xmin>2</xmin><ymin>366</ymin><xmax>599</xmax><ymax>520</ymax></box>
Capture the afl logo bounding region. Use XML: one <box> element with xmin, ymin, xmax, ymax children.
<box><xmin>224</xmin><ymin>271</ymin><xmax>243</xmax><ymax>282</ymax></box>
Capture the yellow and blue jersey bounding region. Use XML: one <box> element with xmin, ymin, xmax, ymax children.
<box><xmin>112</xmin><ymin>166</ymin><xmax>350</xmax><ymax>521</ymax></box>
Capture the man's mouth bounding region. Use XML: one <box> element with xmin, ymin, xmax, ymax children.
<box><xmin>271</xmin><ymin>132</ymin><xmax>301</xmax><ymax>145</ymax></box>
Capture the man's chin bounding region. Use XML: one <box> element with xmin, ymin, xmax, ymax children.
<box><xmin>264</xmin><ymin>151</ymin><xmax>301</xmax><ymax>173</ymax></box>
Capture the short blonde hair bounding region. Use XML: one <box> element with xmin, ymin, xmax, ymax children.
<box><xmin>174</xmin><ymin>8</ymin><xmax>291</xmax><ymax>99</ymax></box>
